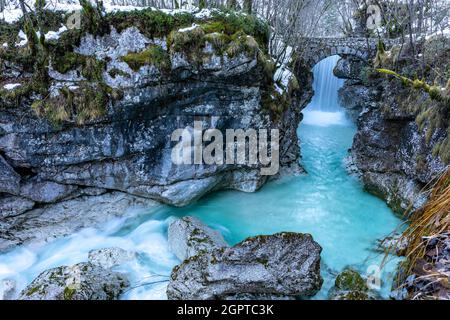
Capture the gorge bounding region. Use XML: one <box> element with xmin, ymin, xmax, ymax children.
<box><xmin>0</xmin><ymin>1</ymin><xmax>448</xmax><ymax>301</ymax></box>
<box><xmin>1</xmin><ymin>54</ymin><xmax>402</xmax><ymax>300</ymax></box>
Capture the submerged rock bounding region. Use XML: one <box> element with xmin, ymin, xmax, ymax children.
<box><xmin>168</xmin><ymin>216</ymin><xmax>228</xmax><ymax>261</ymax></box>
<box><xmin>328</xmin><ymin>268</ymin><xmax>379</xmax><ymax>300</ymax></box>
<box><xmin>19</xmin><ymin>262</ymin><xmax>129</xmax><ymax>300</ymax></box>
<box><xmin>167</xmin><ymin>232</ymin><xmax>323</xmax><ymax>300</ymax></box>
<box><xmin>88</xmin><ymin>247</ymin><xmax>137</xmax><ymax>269</ymax></box>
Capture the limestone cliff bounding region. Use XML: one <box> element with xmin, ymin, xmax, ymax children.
<box><xmin>0</xmin><ymin>8</ymin><xmax>312</xmax><ymax>250</ymax></box>
<box><xmin>335</xmin><ymin>37</ymin><xmax>449</xmax><ymax>214</ymax></box>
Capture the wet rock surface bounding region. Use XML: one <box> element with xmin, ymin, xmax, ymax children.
<box><xmin>167</xmin><ymin>232</ymin><xmax>323</xmax><ymax>300</ymax></box>
<box><xmin>19</xmin><ymin>262</ymin><xmax>129</xmax><ymax>300</ymax></box>
<box><xmin>328</xmin><ymin>268</ymin><xmax>379</xmax><ymax>300</ymax></box>
<box><xmin>168</xmin><ymin>216</ymin><xmax>228</xmax><ymax>261</ymax></box>
<box><xmin>88</xmin><ymin>247</ymin><xmax>137</xmax><ymax>269</ymax></box>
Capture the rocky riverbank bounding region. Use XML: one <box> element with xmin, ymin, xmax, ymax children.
<box><xmin>336</xmin><ymin>37</ymin><xmax>449</xmax><ymax>300</ymax></box>
<box><xmin>335</xmin><ymin>37</ymin><xmax>449</xmax><ymax>214</ymax></box>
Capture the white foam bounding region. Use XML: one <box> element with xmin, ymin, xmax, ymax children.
<box><xmin>302</xmin><ymin>111</ymin><xmax>349</xmax><ymax>127</ymax></box>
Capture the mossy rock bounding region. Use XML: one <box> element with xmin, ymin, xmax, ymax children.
<box><xmin>121</xmin><ymin>45</ymin><xmax>171</xmax><ymax>73</ymax></box>
<box><xmin>335</xmin><ymin>268</ymin><xmax>368</xmax><ymax>292</ymax></box>
<box><xmin>328</xmin><ymin>268</ymin><xmax>381</xmax><ymax>300</ymax></box>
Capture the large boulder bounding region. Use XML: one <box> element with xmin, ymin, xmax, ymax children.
<box><xmin>0</xmin><ymin>155</ymin><xmax>20</xmax><ymax>195</ymax></box>
<box><xmin>19</xmin><ymin>262</ymin><xmax>129</xmax><ymax>300</ymax></box>
<box><xmin>168</xmin><ymin>216</ymin><xmax>228</xmax><ymax>261</ymax></box>
<box><xmin>88</xmin><ymin>247</ymin><xmax>137</xmax><ymax>269</ymax></box>
<box><xmin>167</xmin><ymin>232</ymin><xmax>323</xmax><ymax>300</ymax></box>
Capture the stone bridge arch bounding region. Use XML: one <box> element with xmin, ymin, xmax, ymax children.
<box><xmin>300</xmin><ymin>37</ymin><xmax>392</xmax><ymax>68</ymax></box>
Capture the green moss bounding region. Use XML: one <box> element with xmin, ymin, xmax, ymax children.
<box><xmin>335</xmin><ymin>268</ymin><xmax>368</xmax><ymax>292</ymax></box>
<box><xmin>63</xmin><ymin>286</ymin><xmax>76</xmax><ymax>300</ymax></box>
<box><xmin>121</xmin><ymin>45</ymin><xmax>171</xmax><ymax>73</ymax></box>
<box><xmin>79</xmin><ymin>0</ymin><xmax>109</xmax><ymax>36</ymax></box>
<box><xmin>226</xmin><ymin>32</ymin><xmax>259</xmax><ymax>58</ymax></box>
<box><xmin>81</xmin><ymin>56</ymin><xmax>106</xmax><ymax>81</ymax></box>
<box><xmin>331</xmin><ymin>290</ymin><xmax>372</xmax><ymax>300</ymax></box>
<box><xmin>203</xmin><ymin>32</ymin><xmax>231</xmax><ymax>54</ymax></box>
<box><xmin>107</xmin><ymin>8</ymin><xmax>194</xmax><ymax>39</ymax></box>
<box><xmin>26</xmin><ymin>285</ymin><xmax>41</xmax><ymax>296</ymax></box>
<box><xmin>168</xmin><ymin>26</ymin><xmax>206</xmax><ymax>53</ymax></box>
<box><xmin>206</xmin><ymin>10</ymin><xmax>269</xmax><ymax>51</ymax></box>
<box><xmin>52</xmin><ymin>52</ymin><xmax>85</xmax><ymax>74</ymax></box>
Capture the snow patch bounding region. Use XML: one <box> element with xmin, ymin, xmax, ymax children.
<box><xmin>178</xmin><ymin>24</ymin><xmax>199</xmax><ymax>33</ymax></box>
<box><xmin>3</xmin><ymin>83</ymin><xmax>22</xmax><ymax>90</ymax></box>
<box><xmin>45</xmin><ymin>25</ymin><xmax>68</xmax><ymax>41</ymax></box>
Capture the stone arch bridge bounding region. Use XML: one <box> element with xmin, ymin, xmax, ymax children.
<box><xmin>299</xmin><ymin>37</ymin><xmax>397</xmax><ymax>68</ymax></box>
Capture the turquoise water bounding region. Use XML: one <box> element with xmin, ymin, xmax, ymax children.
<box><xmin>0</xmin><ymin>56</ymin><xmax>401</xmax><ymax>300</ymax></box>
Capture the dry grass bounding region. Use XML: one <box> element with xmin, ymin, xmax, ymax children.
<box><xmin>390</xmin><ymin>168</ymin><xmax>450</xmax><ymax>299</ymax></box>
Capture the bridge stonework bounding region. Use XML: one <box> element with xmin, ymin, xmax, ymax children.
<box><xmin>300</xmin><ymin>37</ymin><xmax>397</xmax><ymax>68</ymax></box>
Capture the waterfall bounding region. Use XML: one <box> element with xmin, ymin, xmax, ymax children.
<box><xmin>302</xmin><ymin>55</ymin><xmax>348</xmax><ymax>126</ymax></box>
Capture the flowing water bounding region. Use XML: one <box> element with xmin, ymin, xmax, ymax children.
<box><xmin>0</xmin><ymin>55</ymin><xmax>402</xmax><ymax>300</ymax></box>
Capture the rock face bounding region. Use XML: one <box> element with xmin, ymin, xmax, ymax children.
<box><xmin>328</xmin><ymin>268</ymin><xmax>379</xmax><ymax>300</ymax></box>
<box><xmin>0</xmin><ymin>196</ymin><xmax>35</xmax><ymax>219</ymax></box>
<box><xmin>0</xmin><ymin>27</ymin><xmax>307</xmax><ymax>207</ymax></box>
<box><xmin>88</xmin><ymin>247</ymin><xmax>137</xmax><ymax>269</ymax></box>
<box><xmin>168</xmin><ymin>216</ymin><xmax>228</xmax><ymax>261</ymax></box>
<box><xmin>167</xmin><ymin>232</ymin><xmax>323</xmax><ymax>300</ymax></box>
<box><xmin>19</xmin><ymin>179</ymin><xmax>78</xmax><ymax>203</ymax></box>
<box><xmin>338</xmin><ymin>85</ymin><xmax>379</xmax><ymax>122</ymax></box>
<box><xmin>0</xmin><ymin>155</ymin><xmax>20</xmax><ymax>195</ymax></box>
<box><xmin>333</xmin><ymin>57</ymin><xmax>367</xmax><ymax>81</ymax></box>
<box><xmin>19</xmin><ymin>262</ymin><xmax>129</xmax><ymax>300</ymax></box>
<box><xmin>336</xmin><ymin>53</ymin><xmax>448</xmax><ymax>213</ymax></box>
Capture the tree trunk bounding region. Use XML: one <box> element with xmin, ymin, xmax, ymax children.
<box><xmin>227</xmin><ymin>0</ymin><xmax>236</xmax><ymax>9</ymax></box>
<box><xmin>243</xmin><ymin>0</ymin><xmax>252</xmax><ymax>14</ymax></box>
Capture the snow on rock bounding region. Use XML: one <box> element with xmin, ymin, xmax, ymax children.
<box><xmin>3</xmin><ymin>83</ymin><xmax>22</xmax><ymax>90</ymax></box>
<box><xmin>178</xmin><ymin>24</ymin><xmax>199</xmax><ymax>33</ymax></box>
<box><xmin>44</xmin><ymin>25</ymin><xmax>68</xmax><ymax>41</ymax></box>
<box><xmin>274</xmin><ymin>67</ymin><xmax>294</xmax><ymax>89</ymax></box>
